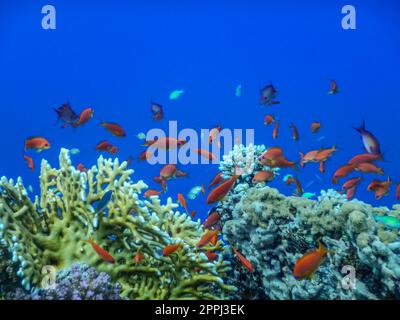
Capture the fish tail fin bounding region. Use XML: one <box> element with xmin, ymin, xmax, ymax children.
<box><xmin>291</xmin><ymin>163</ymin><xmax>300</xmax><ymax>171</ymax></box>
<box><xmin>299</xmin><ymin>152</ymin><xmax>305</xmax><ymax>168</ymax></box>
<box><xmin>318</xmin><ymin>239</ymin><xmax>333</xmax><ymax>255</ymax></box>
<box><xmin>353</xmin><ymin>120</ymin><xmax>365</xmax><ymax>133</ymax></box>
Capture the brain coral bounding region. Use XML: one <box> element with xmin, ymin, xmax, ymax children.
<box><xmin>0</xmin><ymin>148</ymin><xmax>235</xmax><ymax>299</ymax></box>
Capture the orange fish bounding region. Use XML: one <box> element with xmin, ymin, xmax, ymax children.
<box><xmin>290</xmin><ymin>123</ymin><xmax>299</xmax><ymax>141</ymax></box>
<box><xmin>293</xmin><ymin>240</ymin><xmax>331</xmax><ymax>280</ymax></box>
<box><xmin>206</xmin><ymin>175</ymin><xmax>239</xmax><ymax>205</ymax></box>
<box><xmin>269</xmin><ymin>157</ymin><xmax>298</xmax><ymax>170</ymax></box>
<box><xmin>346</xmin><ymin>186</ymin><xmax>357</xmax><ymax>200</ymax></box>
<box><xmin>348</xmin><ymin>153</ymin><xmax>382</xmax><ymax>166</ymax></box>
<box><xmin>139</xmin><ymin>149</ymin><xmax>153</xmax><ymax>161</ymax></box>
<box><xmin>319</xmin><ymin>161</ymin><xmax>325</xmax><ymax>174</ymax></box>
<box><xmin>23</xmin><ymin>155</ymin><xmax>34</xmax><ymax>171</ymax></box>
<box><xmin>232</xmin><ymin>246</ymin><xmax>254</xmax><ymax>273</ymax></box>
<box><xmin>332</xmin><ymin>164</ymin><xmax>355</xmax><ymax>184</ymax></box>
<box><xmin>210</xmin><ymin>233</ymin><xmax>218</xmax><ymax>246</ymax></box>
<box><xmin>342</xmin><ymin>177</ymin><xmax>362</xmax><ymax>190</ymax></box>
<box><xmin>252</xmin><ymin>170</ymin><xmax>274</xmax><ymax>183</ymax></box>
<box><xmin>176</xmin><ymin>169</ymin><xmax>188</xmax><ymax>178</ymax></box>
<box><xmin>162</xmin><ymin>243</ymin><xmax>181</xmax><ymax>256</ymax></box>
<box><xmin>161</xmin><ymin>180</ymin><xmax>167</xmax><ymax>192</ymax></box>
<box><xmin>272</xmin><ymin>120</ymin><xmax>280</xmax><ymax>140</ymax></box>
<box><xmin>203</xmin><ymin>210</ymin><xmax>220</xmax><ymax>229</ymax></box>
<box><xmin>108</xmin><ymin>146</ymin><xmax>119</xmax><ymax>155</ymax></box>
<box><xmin>299</xmin><ymin>150</ymin><xmax>320</xmax><ymax>168</ymax></box>
<box><xmin>134</xmin><ymin>250</ymin><xmax>144</xmax><ymax>264</ymax></box>
<box><xmin>150</xmin><ymin>137</ymin><xmax>187</xmax><ymax>150</ymax></box>
<box><xmin>197</xmin><ymin>230</ymin><xmax>219</xmax><ymax>248</ymax></box>
<box><xmin>100</xmin><ymin>122</ymin><xmax>126</xmax><ymax>137</ymax></box>
<box><xmin>310</xmin><ymin>122</ymin><xmax>321</xmax><ymax>133</ymax></box>
<box><xmin>144</xmin><ymin>189</ymin><xmax>161</xmax><ymax>198</ymax></box>
<box><xmin>195</xmin><ymin>149</ymin><xmax>218</xmax><ymax>162</ymax></box>
<box><xmin>24</xmin><ymin>136</ymin><xmax>50</xmax><ymax>152</ymax></box>
<box><xmin>209</xmin><ymin>125</ymin><xmax>222</xmax><ymax>146</ymax></box>
<box><xmin>205</xmin><ymin>250</ymin><xmax>218</xmax><ymax>262</ymax></box>
<box><xmin>294</xmin><ymin>176</ymin><xmax>303</xmax><ymax>196</ymax></box>
<box><xmin>177</xmin><ymin>193</ymin><xmax>189</xmax><ymax>213</ymax></box>
<box><xmin>190</xmin><ymin>210</ymin><xmax>196</xmax><ymax>218</ymax></box>
<box><xmin>75</xmin><ymin>108</ymin><xmax>94</xmax><ymax>127</ymax></box>
<box><xmin>160</xmin><ymin>164</ymin><xmax>177</xmax><ymax>179</ymax></box>
<box><xmin>261</xmin><ymin>146</ymin><xmax>284</xmax><ymax>160</ymax></box>
<box><xmin>314</xmin><ymin>146</ymin><xmax>337</xmax><ymax>162</ymax></box>
<box><xmin>96</xmin><ymin>140</ymin><xmax>112</xmax><ymax>152</ymax></box>
<box><xmin>76</xmin><ymin>163</ymin><xmax>88</xmax><ymax>173</ymax></box>
<box><xmin>209</xmin><ymin>172</ymin><xmax>224</xmax><ymax>188</ymax></box>
<box><xmin>201</xmin><ymin>184</ymin><xmax>205</xmax><ymax>194</ymax></box>
<box><xmin>368</xmin><ymin>177</ymin><xmax>391</xmax><ymax>200</ymax></box>
<box><xmin>396</xmin><ymin>184</ymin><xmax>400</xmax><ymax>200</ymax></box>
<box><xmin>264</xmin><ymin>114</ymin><xmax>275</xmax><ymax>125</ymax></box>
<box><xmin>86</xmin><ymin>239</ymin><xmax>115</xmax><ymax>264</ymax></box>
<box><xmin>355</xmin><ymin>162</ymin><xmax>384</xmax><ymax>175</ymax></box>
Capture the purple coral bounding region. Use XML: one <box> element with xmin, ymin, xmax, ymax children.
<box><xmin>7</xmin><ymin>263</ymin><xmax>124</xmax><ymax>300</ymax></box>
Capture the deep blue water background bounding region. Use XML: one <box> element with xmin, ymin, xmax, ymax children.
<box><xmin>1</xmin><ymin>0</ymin><xmax>399</xmax><ymax>222</ymax></box>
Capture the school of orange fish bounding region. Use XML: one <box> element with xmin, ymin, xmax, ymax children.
<box><xmin>20</xmin><ymin>80</ymin><xmax>399</xmax><ymax>280</ymax></box>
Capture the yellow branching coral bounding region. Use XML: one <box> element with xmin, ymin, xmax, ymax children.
<box><xmin>0</xmin><ymin>148</ymin><xmax>235</xmax><ymax>299</ymax></box>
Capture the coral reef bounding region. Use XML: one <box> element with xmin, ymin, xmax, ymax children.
<box><xmin>217</xmin><ymin>179</ymin><xmax>400</xmax><ymax>300</ymax></box>
<box><xmin>0</xmin><ymin>148</ymin><xmax>235</xmax><ymax>300</ymax></box>
<box><xmin>6</xmin><ymin>263</ymin><xmax>124</xmax><ymax>300</ymax></box>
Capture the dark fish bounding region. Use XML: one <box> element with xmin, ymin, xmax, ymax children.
<box><xmin>354</xmin><ymin>121</ymin><xmax>381</xmax><ymax>155</ymax></box>
<box><xmin>94</xmin><ymin>190</ymin><xmax>113</xmax><ymax>214</ymax></box>
<box><xmin>54</xmin><ymin>102</ymin><xmax>79</xmax><ymax>128</ymax></box>
<box><xmin>259</xmin><ymin>83</ymin><xmax>280</xmax><ymax>106</ymax></box>
<box><xmin>151</xmin><ymin>102</ymin><xmax>164</xmax><ymax>120</ymax></box>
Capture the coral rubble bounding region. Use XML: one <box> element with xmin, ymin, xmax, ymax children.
<box><xmin>0</xmin><ymin>148</ymin><xmax>235</xmax><ymax>300</ymax></box>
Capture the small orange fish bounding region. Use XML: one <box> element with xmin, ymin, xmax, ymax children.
<box><xmin>272</xmin><ymin>120</ymin><xmax>280</xmax><ymax>140</ymax></box>
<box><xmin>355</xmin><ymin>162</ymin><xmax>384</xmax><ymax>175</ymax></box>
<box><xmin>139</xmin><ymin>149</ymin><xmax>153</xmax><ymax>161</ymax></box>
<box><xmin>346</xmin><ymin>186</ymin><xmax>357</xmax><ymax>200</ymax></box>
<box><xmin>197</xmin><ymin>230</ymin><xmax>219</xmax><ymax>248</ymax></box>
<box><xmin>319</xmin><ymin>161</ymin><xmax>325</xmax><ymax>174</ymax></box>
<box><xmin>299</xmin><ymin>150</ymin><xmax>320</xmax><ymax>168</ymax></box>
<box><xmin>134</xmin><ymin>250</ymin><xmax>144</xmax><ymax>264</ymax></box>
<box><xmin>310</xmin><ymin>122</ymin><xmax>321</xmax><ymax>133</ymax></box>
<box><xmin>314</xmin><ymin>146</ymin><xmax>337</xmax><ymax>162</ymax></box>
<box><xmin>190</xmin><ymin>210</ymin><xmax>196</xmax><ymax>218</ymax></box>
<box><xmin>177</xmin><ymin>193</ymin><xmax>189</xmax><ymax>213</ymax></box>
<box><xmin>160</xmin><ymin>164</ymin><xmax>177</xmax><ymax>179</ymax></box>
<box><xmin>252</xmin><ymin>170</ymin><xmax>274</xmax><ymax>183</ymax></box>
<box><xmin>264</xmin><ymin>114</ymin><xmax>275</xmax><ymax>125</ymax></box>
<box><xmin>150</xmin><ymin>137</ymin><xmax>187</xmax><ymax>150</ymax></box>
<box><xmin>162</xmin><ymin>243</ymin><xmax>181</xmax><ymax>256</ymax></box>
<box><xmin>348</xmin><ymin>153</ymin><xmax>382</xmax><ymax>166</ymax></box>
<box><xmin>209</xmin><ymin>126</ymin><xmax>222</xmax><ymax>145</ymax></box>
<box><xmin>203</xmin><ymin>211</ymin><xmax>220</xmax><ymax>229</ymax></box>
<box><xmin>176</xmin><ymin>169</ymin><xmax>188</xmax><ymax>178</ymax></box>
<box><xmin>232</xmin><ymin>246</ymin><xmax>254</xmax><ymax>273</ymax></box>
<box><xmin>294</xmin><ymin>176</ymin><xmax>303</xmax><ymax>196</ymax></box>
<box><xmin>76</xmin><ymin>163</ymin><xmax>88</xmax><ymax>173</ymax></box>
<box><xmin>210</xmin><ymin>233</ymin><xmax>218</xmax><ymax>246</ymax></box>
<box><xmin>23</xmin><ymin>155</ymin><xmax>34</xmax><ymax>171</ymax></box>
<box><xmin>293</xmin><ymin>240</ymin><xmax>331</xmax><ymax>280</ymax></box>
<box><xmin>206</xmin><ymin>175</ymin><xmax>239</xmax><ymax>205</ymax></box>
<box><xmin>342</xmin><ymin>177</ymin><xmax>362</xmax><ymax>190</ymax></box>
<box><xmin>201</xmin><ymin>184</ymin><xmax>205</xmax><ymax>194</ymax></box>
<box><xmin>205</xmin><ymin>250</ymin><xmax>218</xmax><ymax>262</ymax></box>
<box><xmin>96</xmin><ymin>140</ymin><xmax>112</xmax><ymax>152</ymax></box>
<box><xmin>108</xmin><ymin>145</ymin><xmax>119</xmax><ymax>155</ymax></box>
<box><xmin>86</xmin><ymin>239</ymin><xmax>115</xmax><ymax>264</ymax></box>
<box><xmin>396</xmin><ymin>183</ymin><xmax>400</xmax><ymax>200</ymax></box>
<box><xmin>100</xmin><ymin>122</ymin><xmax>126</xmax><ymax>137</ymax></box>
<box><xmin>24</xmin><ymin>136</ymin><xmax>50</xmax><ymax>152</ymax></box>
<box><xmin>195</xmin><ymin>149</ymin><xmax>218</xmax><ymax>162</ymax></box>
<box><xmin>144</xmin><ymin>189</ymin><xmax>161</xmax><ymax>198</ymax></box>
<box><xmin>75</xmin><ymin>108</ymin><xmax>94</xmax><ymax>127</ymax></box>
<box><xmin>332</xmin><ymin>164</ymin><xmax>355</xmax><ymax>184</ymax></box>
<box><xmin>290</xmin><ymin>123</ymin><xmax>299</xmax><ymax>141</ymax></box>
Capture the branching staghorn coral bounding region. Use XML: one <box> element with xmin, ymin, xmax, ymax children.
<box><xmin>0</xmin><ymin>148</ymin><xmax>235</xmax><ymax>299</ymax></box>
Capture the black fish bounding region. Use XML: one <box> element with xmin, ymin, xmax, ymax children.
<box><xmin>54</xmin><ymin>102</ymin><xmax>79</xmax><ymax>128</ymax></box>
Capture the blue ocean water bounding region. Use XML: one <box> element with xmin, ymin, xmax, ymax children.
<box><xmin>0</xmin><ymin>0</ymin><xmax>399</xmax><ymax>224</ymax></box>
